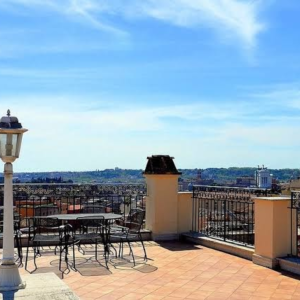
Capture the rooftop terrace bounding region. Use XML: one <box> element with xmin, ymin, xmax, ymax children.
<box><xmin>11</xmin><ymin>241</ymin><xmax>300</xmax><ymax>300</ymax></box>
<box><xmin>0</xmin><ymin>158</ymin><xmax>299</xmax><ymax>298</ymax></box>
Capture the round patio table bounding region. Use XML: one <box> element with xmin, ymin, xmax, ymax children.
<box><xmin>47</xmin><ymin>213</ymin><xmax>123</xmax><ymax>267</ymax></box>
<box><xmin>48</xmin><ymin>213</ymin><xmax>122</xmax><ymax>222</ymax></box>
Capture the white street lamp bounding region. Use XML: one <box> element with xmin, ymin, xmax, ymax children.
<box><xmin>0</xmin><ymin>110</ymin><xmax>27</xmax><ymax>291</ymax></box>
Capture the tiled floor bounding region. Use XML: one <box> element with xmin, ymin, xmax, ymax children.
<box><xmin>15</xmin><ymin>242</ymin><xmax>300</xmax><ymax>299</ymax></box>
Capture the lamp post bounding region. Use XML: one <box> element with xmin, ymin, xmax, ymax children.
<box><xmin>0</xmin><ymin>110</ymin><xmax>27</xmax><ymax>291</ymax></box>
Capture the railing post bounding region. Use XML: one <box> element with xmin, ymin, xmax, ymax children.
<box><xmin>253</xmin><ymin>196</ymin><xmax>292</xmax><ymax>269</ymax></box>
<box><xmin>192</xmin><ymin>187</ymin><xmax>195</xmax><ymax>232</ymax></box>
<box><xmin>291</xmin><ymin>192</ymin><xmax>300</xmax><ymax>257</ymax></box>
<box><xmin>223</xmin><ymin>200</ymin><xmax>226</xmax><ymax>242</ymax></box>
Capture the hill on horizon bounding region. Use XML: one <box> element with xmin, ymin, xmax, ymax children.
<box><xmin>4</xmin><ymin>167</ymin><xmax>299</xmax><ymax>184</ymax></box>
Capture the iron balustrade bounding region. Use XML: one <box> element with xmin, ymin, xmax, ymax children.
<box><xmin>0</xmin><ymin>183</ymin><xmax>146</xmax><ymax>197</ymax></box>
<box><xmin>0</xmin><ymin>183</ymin><xmax>146</xmax><ymax>230</ymax></box>
<box><xmin>290</xmin><ymin>191</ymin><xmax>300</xmax><ymax>257</ymax></box>
<box><xmin>192</xmin><ymin>185</ymin><xmax>270</xmax><ymax>247</ymax></box>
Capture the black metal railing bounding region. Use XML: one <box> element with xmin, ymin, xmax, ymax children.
<box><xmin>192</xmin><ymin>185</ymin><xmax>270</xmax><ymax>247</ymax></box>
<box><xmin>290</xmin><ymin>191</ymin><xmax>300</xmax><ymax>257</ymax></box>
<box><xmin>0</xmin><ymin>182</ymin><xmax>146</xmax><ymax>197</ymax></box>
<box><xmin>0</xmin><ymin>183</ymin><xmax>146</xmax><ymax>230</ymax></box>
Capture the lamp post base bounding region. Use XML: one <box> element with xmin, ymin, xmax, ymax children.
<box><xmin>0</xmin><ymin>263</ymin><xmax>26</xmax><ymax>291</ymax></box>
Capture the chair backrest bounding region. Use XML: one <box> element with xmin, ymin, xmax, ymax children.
<box><xmin>126</xmin><ymin>208</ymin><xmax>145</xmax><ymax>232</ymax></box>
<box><xmin>59</xmin><ymin>224</ymin><xmax>74</xmax><ymax>244</ymax></box>
<box><xmin>77</xmin><ymin>216</ymin><xmax>105</xmax><ymax>234</ymax></box>
<box><xmin>82</xmin><ymin>205</ymin><xmax>106</xmax><ymax>213</ymax></box>
<box><xmin>34</xmin><ymin>217</ymin><xmax>60</xmax><ymax>234</ymax></box>
<box><xmin>14</xmin><ymin>214</ymin><xmax>21</xmax><ymax>231</ymax></box>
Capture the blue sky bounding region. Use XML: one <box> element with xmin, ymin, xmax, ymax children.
<box><xmin>0</xmin><ymin>0</ymin><xmax>300</xmax><ymax>172</ymax></box>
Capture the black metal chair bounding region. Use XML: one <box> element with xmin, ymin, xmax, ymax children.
<box><xmin>25</xmin><ymin>217</ymin><xmax>76</xmax><ymax>276</ymax></box>
<box><xmin>109</xmin><ymin>208</ymin><xmax>147</xmax><ymax>266</ymax></box>
<box><xmin>13</xmin><ymin>214</ymin><xmax>23</xmax><ymax>266</ymax></box>
<box><xmin>0</xmin><ymin>216</ymin><xmax>23</xmax><ymax>266</ymax></box>
<box><xmin>74</xmin><ymin>216</ymin><xmax>109</xmax><ymax>269</ymax></box>
<box><xmin>58</xmin><ymin>223</ymin><xmax>76</xmax><ymax>277</ymax></box>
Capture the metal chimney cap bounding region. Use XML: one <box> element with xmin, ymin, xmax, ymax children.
<box><xmin>0</xmin><ymin>109</ymin><xmax>23</xmax><ymax>129</ymax></box>
<box><xmin>143</xmin><ymin>155</ymin><xmax>182</xmax><ymax>175</ymax></box>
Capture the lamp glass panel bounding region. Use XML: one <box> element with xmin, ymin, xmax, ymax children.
<box><xmin>0</xmin><ymin>133</ymin><xmax>19</xmax><ymax>158</ymax></box>
<box><xmin>0</xmin><ymin>133</ymin><xmax>6</xmax><ymax>157</ymax></box>
<box><xmin>10</xmin><ymin>134</ymin><xmax>18</xmax><ymax>157</ymax></box>
<box><xmin>15</xmin><ymin>133</ymin><xmax>23</xmax><ymax>157</ymax></box>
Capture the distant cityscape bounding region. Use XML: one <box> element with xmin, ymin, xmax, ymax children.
<box><xmin>1</xmin><ymin>166</ymin><xmax>299</xmax><ymax>191</ymax></box>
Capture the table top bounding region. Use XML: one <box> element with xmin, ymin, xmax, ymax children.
<box><xmin>45</xmin><ymin>213</ymin><xmax>123</xmax><ymax>221</ymax></box>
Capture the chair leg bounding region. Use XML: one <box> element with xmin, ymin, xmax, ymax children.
<box><xmin>15</xmin><ymin>234</ymin><xmax>23</xmax><ymax>267</ymax></box>
<box><xmin>77</xmin><ymin>242</ymin><xmax>85</xmax><ymax>255</ymax></box>
<box><xmin>118</xmin><ymin>241</ymin><xmax>123</xmax><ymax>258</ymax></box>
<box><xmin>24</xmin><ymin>232</ymin><xmax>33</xmax><ymax>272</ymax></box>
<box><xmin>59</xmin><ymin>245</ymin><xmax>62</xmax><ymax>274</ymax></box>
<box><xmin>127</xmin><ymin>239</ymin><xmax>135</xmax><ymax>266</ymax></box>
<box><xmin>59</xmin><ymin>244</ymin><xmax>71</xmax><ymax>279</ymax></box>
<box><xmin>72</xmin><ymin>243</ymin><xmax>76</xmax><ymax>271</ymax></box>
<box><xmin>24</xmin><ymin>244</ymin><xmax>30</xmax><ymax>272</ymax></box>
<box><xmin>73</xmin><ymin>242</ymin><xmax>78</xmax><ymax>271</ymax></box>
<box><xmin>109</xmin><ymin>243</ymin><xmax>118</xmax><ymax>258</ymax></box>
<box><xmin>64</xmin><ymin>244</ymin><xmax>70</xmax><ymax>275</ymax></box>
<box><xmin>19</xmin><ymin>236</ymin><xmax>23</xmax><ymax>266</ymax></box>
<box><xmin>139</xmin><ymin>233</ymin><xmax>147</xmax><ymax>261</ymax></box>
<box><xmin>104</xmin><ymin>242</ymin><xmax>109</xmax><ymax>269</ymax></box>
<box><xmin>29</xmin><ymin>245</ymin><xmax>38</xmax><ymax>273</ymax></box>
<box><xmin>35</xmin><ymin>243</ymin><xmax>41</xmax><ymax>257</ymax></box>
<box><xmin>95</xmin><ymin>240</ymin><xmax>98</xmax><ymax>261</ymax></box>
<box><xmin>54</xmin><ymin>245</ymin><xmax>58</xmax><ymax>255</ymax></box>
<box><xmin>58</xmin><ymin>244</ymin><xmax>66</xmax><ymax>279</ymax></box>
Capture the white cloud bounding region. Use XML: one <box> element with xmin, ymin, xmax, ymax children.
<box><xmin>2</xmin><ymin>92</ymin><xmax>291</xmax><ymax>136</ymax></box>
<box><xmin>67</xmin><ymin>0</ymin><xmax>127</xmax><ymax>36</ymax></box>
<box><xmin>138</xmin><ymin>0</ymin><xmax>265</xmax><ymax>49</ymax></box>
<box><xmin>250</xmin><ymin>83</ymin><xmax>300</xmax><ymax>110</ymax></box>
<box><xmin>0</xmin><ymin>0</ymin><xmax>127</xmax><ymax>36</ymax></box>
<box><xmin>3</xmin><ymin>89</ymin><xmax>300</xmax><ymax>171</ymax></box>
<box><xmin>1</xmin><ymin>0</ymin><xmax>265</xmax><ymax>50</ymax></box>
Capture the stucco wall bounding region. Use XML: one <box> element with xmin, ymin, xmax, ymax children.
<box><xmin>145</xmin><ymin>174</ymin><xmax>179</xmax><ymax>237</ymax></box>
<box><xmin>177</xmin><ymin>192</ymin><xmax>193</xmax><ymax>234</ymax></box>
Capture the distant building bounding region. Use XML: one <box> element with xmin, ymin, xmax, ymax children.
<box><xmin>195</xmin><ymin>169</ymin><xmax>214</xmax><ymax>185</ymax></box>
<box><xmin>179</xmin><ymin>169</ymin><xmax>214</xmax><ymax>191</ymax></box>
<box><xmin>236</xmin><ymin>176</ymin><xmax>256</xmax><ymax>187</ymax></box>
<box><xmin>255</xmin><ymin>165</ymin><xmax>273</xmax><ymax>189</ymax></box>
<box><xmin>289</xmin><ymin>177</ymin><xmax>300</xmax><ymax>191</ymax></box>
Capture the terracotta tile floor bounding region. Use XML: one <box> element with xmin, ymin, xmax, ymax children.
<box><xmin>13</xmin><ymin>242</ymin><xmax>300</xmax><ymax>299</ymax></box>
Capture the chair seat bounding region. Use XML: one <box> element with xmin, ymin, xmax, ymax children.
<box><xmin>109</xmin><ymin>225</ymin><xmax>128</xmax><ymax>233</ymax></box>
<box><xmin>32</xmin><ymin>234</ymin><xmax>60</xmax><ymax>243</ymax></box>
<box><xmin>75</xmin><ymin>232</ymin><xmax>103</xmax><ymax>241</ymax></box>
<box><xmin>109</xmin><ymin>232</ymin><xmax>139</xmax><ymax>242</ymax></box>
<box><xmin>20</xmin><ymin>227</ymin><xmax>36</xmax><ymax>237</ymax></box>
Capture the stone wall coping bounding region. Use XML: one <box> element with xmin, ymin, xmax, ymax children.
<box><xmin>254</xmin><ymin>196</ymin><xmax>290</xmax><ymax>201</ymax></box>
